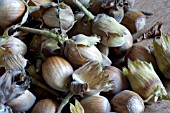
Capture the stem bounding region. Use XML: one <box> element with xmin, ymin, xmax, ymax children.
<box><xmin>18</xmin><ymin>27</ymin><xmax>64</xmax><ymax>44</ymax></box>
<box><xmin>31</xmin><ymin>78</ymin><xmax>60</xmax><ymax>97</ymax></box>
<box><xmin>72</xmin><ymin>0</ymin><xmax>95</xmax><ymax>20</ymax></box>
<box><xmin>57</xmin><ymin>0</ymin><xmax>62</xmax><ymax>34</ymax></box>
<box><xmin>57</xmin><ymin>92</ymin><xmax>74</xmax><ymax>113</ymax></box>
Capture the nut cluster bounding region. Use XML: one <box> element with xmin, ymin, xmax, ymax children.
<box><xmin>0</xmin><ymin>0</ymin><xmax>169</xmax><ymax>113</ymax></box>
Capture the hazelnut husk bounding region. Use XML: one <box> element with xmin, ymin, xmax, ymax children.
<box><xmin>111</xmin><ymin>26</ymin><xmax>133</xmax><ymax>57</ymax></box>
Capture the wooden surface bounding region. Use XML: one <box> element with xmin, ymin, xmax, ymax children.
<box><xmin>133</xmin><ymin>0</ymin><xmax>170</xmax><ymax>34</ymax></box>
<box><xmin>133</xmin><ymin>1</ymin><xmax>170</xmax><ymax>113</ymax></box>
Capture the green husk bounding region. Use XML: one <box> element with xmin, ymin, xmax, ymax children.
<box><xmin>70</xmin><ymin>99</ymin><xmax>84</xmax><ymax>113</ymax></box>
<box><xmin>92</xmin><ymin>14</ymin><xmax>127</xmax><ymax>47</ymax></box>
<box><xmin>123</xmin><ymin>59</ymin><xmax>167</xmax><ymax>103</ymax></box>
<box><xmin>153</xmin><ymin>34</ymin><xmax>170</xmax><ymax>79</ymax></box>
<box><xmin>72</xmin><ymin>61</ymin><xmax>115</xmax><ymax>96</ymax></box>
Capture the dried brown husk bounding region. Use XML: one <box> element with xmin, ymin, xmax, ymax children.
<box><xmin>102</xmin><ymin>2</ymin><xmax>124</xmax><ymax>23</ymax></box>
<box><xmin>68</xmin><ymin>15</ymin><xmax>92</xmax><ymax>37</ymax></box>
<box><xmin>0</xmin><ymin>70</ymin><xmax>30</xmax><ymax>105</ymax></box>
<box><xmin>29</xmin><ymin>35</ymin><xmax>60</xmax><ymax>57</ymax></box>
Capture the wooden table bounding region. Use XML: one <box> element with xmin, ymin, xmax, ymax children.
<box><xmin>134</xmin><ymin>0</ymin><xmax>170</xmax><ymax>34</ymax></box>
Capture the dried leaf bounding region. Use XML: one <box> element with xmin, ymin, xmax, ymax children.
<box><xmin>70</xmin><ymin>81</ymin><xmax>88</xmax><ymax>96</ymax></box>
<box><xmin>0</xmin><ymin>71</ymin><xmax>30</xmax><ymax>104</ymax></box>
<box><xmin>29</xmin><ymin>35</ymin><xmax>42</xmax><ymax>53</ymax></box>
<box><xmin>70</xmin><ymin>99</ymin><xmax>84</xmax><ymax>113</ymax></box>
<box><xmin>133</xmin><ymin>22</ymin><xmax>162</xmax><ymax>42</ymax></box>
<box><xmin>41</xmin><ymin>38</ymin><xmax>60</xmax><ymax>55</ymax></box>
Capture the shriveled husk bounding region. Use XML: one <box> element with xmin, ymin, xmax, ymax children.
<box><xmin>153</xmin><ymin>34</ymin><xmax>170</xmax><ymax>79</ymax></box>
<box><xmin>101</xmin><ymin>2</ymin><xmax>124</xmax><ymax>23</ymax></box>
<box><xmin>123</xmin><ymin>59</ymin><xmax>167</xmax><ymax>103</ymax></box>
<box><xmin>68</xmin><ymin>15</ymin><xmax>92</xmax><ymax>36</ymax></box>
